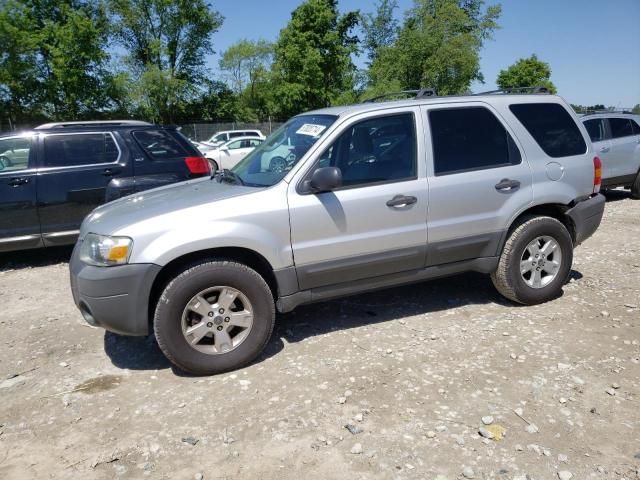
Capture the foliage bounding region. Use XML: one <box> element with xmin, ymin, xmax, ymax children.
<box><xmin>570</xmin><ymin>103</ymin><xmax>606</xmax><ymax>113</ymax></box>
<box><xmin>361</xmin><ymin>0</ymin><xmax>398</xmax><ymax>64</ymax></box>
<box><xmin>368</xmin><ymin>0</ymin><xmax>501</xmax><ymax>95</ymax></box>
<box><xmin>108</xmin><ymin>0</ymin><xmax>223</xmax><ymax>123</ymax></box>
<box><xmin>271</xmin><ymin>0</ymin><xmax>359</xmax><ymax>118</ymax></box>
<box><xmin>0</xmin><ymin>0</ymin><xmax>112</xmax><ymax>126</ymax></box>
<box><xmin>496</xmin><ymin>54</ymin><xmax>557</xmax><ymax>93</ymax></box>
<box><xmin>633</xmin><ymin>104</ymin><xmax>640</xmax><ymax>114</ymax></box>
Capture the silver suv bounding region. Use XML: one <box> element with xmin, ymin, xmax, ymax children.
<box><xmin>581</xmin><ymin>113</ymin><xmax>640</xmax><ymax>198</ymax></box>
<box><xmin>70</xmin><ymin>91</ymin><xmax>605</xmax><ymax>375</ymax></box>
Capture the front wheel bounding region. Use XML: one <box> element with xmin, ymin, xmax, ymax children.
<box><xmin>269</xmin><ymin>156</ymin><xmax>287</xmax><ymax>173</ymax></box>
<box><xmin>154</xmin><ymin>260</ymin><xmax>275</xmax><ymax>375</ymax></box>
<box><xmin>491</xmin><ymin>216</ymin><xmax>573</xmax><ymax>305</ymax></box>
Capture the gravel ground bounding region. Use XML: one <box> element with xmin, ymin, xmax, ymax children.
<box><xmin>0</xmin><ymin>190</ymin><xmax>639</xmax><ymax>480</ymax></box>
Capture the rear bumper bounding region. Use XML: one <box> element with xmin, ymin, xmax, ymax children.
<box><xmin>567</xmin><ymin>193</ymin><xmax>605</xmax><ymax>245</ymax></box>
<box><xmin>69</xmin><ymin>244</ymin><xmax>161</xmax><ymax>336</ymax></box>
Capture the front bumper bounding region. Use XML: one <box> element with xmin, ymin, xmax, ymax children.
<box><xmin>69</xmin><ymin>244</ymin><xmax>161</xmax><ymax>336</ymax></box>
<box><xmin>567</xmin><ymin>193</ymin><xmax>605</xmax><ymax>245</ymax></box>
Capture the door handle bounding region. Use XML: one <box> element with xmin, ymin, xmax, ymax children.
<box><xmin>386</xmin><ymin>195</ymin><xmax>417</xmax><ymax>207</ymax></box>
<box><xmin>8</xmin><ymin>177</ymin><xmax>29</xmax><ymax>187</ymax></box>
<box><xmin>600</xmin><ymin>146</ymin><xmax>610</xmax><ymax>153</ymax></box>
<box><xmin>101</xmin><ymin>168</ymin><xmax>120</xmax><ymax>177</ymax></box>
<box><xmin>495</xmin><ymin>178</ymin><xmax>520</xmax><ymax>192</ymax></box>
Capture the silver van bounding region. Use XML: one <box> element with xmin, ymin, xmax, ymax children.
<box><xmin>71</xmin><ymin>90</ymin><xmax>605</xmax><ymax>374</ymax></box>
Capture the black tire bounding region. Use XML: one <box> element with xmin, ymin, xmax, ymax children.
<box><xmin>631</xmin><ymin>171</ymin><xmax>640</xmax><ymax>199</ymax></box>
<box><xmin>269</xmin><ymin>156</ymin><xmax>287</xmax><ymax>173</ymax></box>
<box><xmin>491</xmin><ymin>216</ymin><xmax>573</xmax><ymax>305</ymax></box>
<box><xmin>154</xmin><ymin>260</ymin><xmax>275</xmax><ymax>375</ymax></box>
<box><xmin>207</xmin><ymin>159</ymin><xmax>219</xmax><ymax>172</ymax></box>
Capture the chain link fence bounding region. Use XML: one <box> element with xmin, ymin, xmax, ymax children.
<box><xmin>179</xmin><ymin>121</ymin><xmax>284</xmax><ymax>142</ymax></box>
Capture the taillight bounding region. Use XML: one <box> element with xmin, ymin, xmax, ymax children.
<box><xmin>593</xmin><ymin>156</ymin><xmax>602</xmax><ymax>193</ymax></box>
<box><xmin>184</xmin><ymin>156</ymin><xmax>211</xmax><ymax>175</ymax></box>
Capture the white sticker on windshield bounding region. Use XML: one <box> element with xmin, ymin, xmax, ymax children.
<box><xmin>296</xmin><ymin>124</ymin><xmax>327</xmax><ymax>137</ymax></box>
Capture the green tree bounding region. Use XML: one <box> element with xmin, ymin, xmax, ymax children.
<box><xmin>109</xmin><ymin>0</ymin><xmax>223</xmax><ymax>123</ymax></box>
<box><xmin>633</xmin><ymin>104</ymin><xmax>640</xmax><ymax>114</ymax></box>
<box><xmin>271</xmin><ymin>0</ymin><xmax>359</xmax><ymax>118</ymax></box>
<box><xmin>0</xmin><ymin>0</ymin><xmax>112</xmax><ymax>126</ymax></box>
<box><xmin>368</xmin><ymin>0</ymin><xmax>501</xmax><ymax>96</ymax></box>
<box><xmin>219</xmin><ymin>39</ymin><xmax>273</xmax><ymax>94</ymax></box>
<box><xmin>496</xmin><ymin>54</ymin><xmax>557</xmax><ymax>93</ymax></box>
<box><xmin>361</xmin><ymin>0</ymin><xmax>398</xmax><ymax>63</ymax></box>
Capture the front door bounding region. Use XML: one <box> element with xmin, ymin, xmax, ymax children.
<box><xmin>422</xmin><ymin>103</ymin><xmax>533</xmax><ymax>265</ymax></box>
<box><xmin>36</xmin><ymin>131</ymin><xmax>131</xmax><ymax>245</ymax></box>
<box><xmin>288</xmin><ymin>109</ymin><xmax>429</xmax><ymax>290</ymax></box>
<box><xmin>0</xmin><ymin>134</ymin><xmax>41</xmax><ymax>251</ymax></box>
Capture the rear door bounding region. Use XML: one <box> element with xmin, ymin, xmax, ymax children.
<box><xmin>583</xmin><ymin>118</ymin><xmax>613</xmax><ymax>178</ymax></box>
<box><xmin>423</xmin><ymin>103</ymin><xmax>533</xmax><ymax>265</ymax></box>
<box><xmin>0</xmin><ymin>134</ymin><xmax>41</xmax><ymax>251</ymax></box>
<box><xmin>36</xmin><ymin>131</ymin><xmax>131</xmax><ymax>245</ymax></box>
<box><xmin>607</xmin><ymin>117</ymin><xmax>638</xmax><ymax>178</ymax></box>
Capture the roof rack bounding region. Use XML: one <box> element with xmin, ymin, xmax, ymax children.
<box><xmin>34</xmin><ymin>120</ymin><xmax>152</xmax><ymax>130</ymax></box>
<box><xmin>362</xmin><ymin>88</ymin><xmax>437</xmax><ymax>103</ymax></box>
<box><xmin>474</xmin><ymin>86</ymin><xmax>551</xmax><ymax>95</ymax></box>
<box><xmin>580</xmin><ymin>109</ymin><xmax>636</xmax><ymax>117</ymax></box>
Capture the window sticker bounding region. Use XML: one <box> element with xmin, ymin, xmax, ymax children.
<box><xmin>296</xmin><ymin>124</ymin><xmax>327</xmax><ymax>137</ymax></box>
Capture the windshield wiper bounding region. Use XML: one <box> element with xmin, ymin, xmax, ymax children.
<box><xmin>214</xmin><ymin>168</ymin><xmax>245</xmax><ymax>186</ymax></box>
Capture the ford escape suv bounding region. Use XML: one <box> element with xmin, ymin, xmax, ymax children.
<box><xmin>581</xmin><ymin>112</ymin><xmax>640</xmax><ymax>198</ymax></box>
<box><xmin>0</xmin><ymin>120</ymin><xmax>210</xmax><ymax>253</ymax></box>
<box><xmin>70</xmin><ymin>91</ymin><xmax>605</xmax><ymax>375</ymax></box>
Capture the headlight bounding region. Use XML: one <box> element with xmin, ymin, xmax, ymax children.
<box><xmin>79</xmin><ymin>233</ymin><xmax>133</xmax><ymax>266</ymax></box>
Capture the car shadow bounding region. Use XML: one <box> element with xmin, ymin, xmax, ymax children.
<box><xmin>0</xmin><ymin>245</ymin><xmax>74</xmax><ymax>272</ymax></box>
<box><xmin>602</xmin><ymin>188</ymin><xmax>633</xmax><ymax>202</ymax></box>
<box><xmin>104</xmin><ymin>270</ymin><xmax>581</xmax><ymax>375</ymax></box>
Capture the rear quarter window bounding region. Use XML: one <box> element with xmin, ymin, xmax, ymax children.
<box><xmin>509</xmin><ymin>103</ymin><xmax>586</xmax><ymax>158</ymax></box>
<box><xmin>133</xmin><ymin>130</ymin><xmax>189</xmax><ymax>159</ymax></box>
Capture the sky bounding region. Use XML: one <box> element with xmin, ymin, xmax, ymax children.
<box><xmin>210</xmin><ymin>0</ymin><xmax>640</xmax><ymax>107</ymax></box>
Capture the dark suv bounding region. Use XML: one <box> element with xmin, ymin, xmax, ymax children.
<box><xmin>0</xmin><ymin>120</ymin><xmax>210</xmax><ymax>253</ymax></box>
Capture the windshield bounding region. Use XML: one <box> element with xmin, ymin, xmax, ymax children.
<box><xmin>231</xmin><ymin>114</ymin><xmax>337</xmax><ymax>187</ymax></box>
<box><xmin>208</xmin><ymin>133</ymin><xmax>227</xmax><ymax>143</ymax></box>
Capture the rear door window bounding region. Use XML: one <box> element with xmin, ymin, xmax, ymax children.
<box><xmin>509</xmin><ymin>103</ymin><xmax>586</xmax><ymax>157</ymax></box>
<box><xmin>43</xmin><ymin>133</ymin><xmax>119</xmax><ymax>167</ymax></box>
<box><xmin>133</xmin><ymin>130</ymin><xmax>189</xmax><ymax>159</ymax></box>
<box><xmin>632</xmin><ymin>119</ymin><xmax>640</xmax><ymax>135</ymax></box>
<box><xmin>583</xmin><ymin>119</ymin><xmax>607</xmax><ymax>142</ymax></box>
<box><xmin>429</xmin><ymin>106</ymin><xmax>521</xmax><ymax>176</ymax></box>
<box><xmin>608</xmin><ymin>118</ymin><xmax>634</xmax><ymax>138</ymax></box>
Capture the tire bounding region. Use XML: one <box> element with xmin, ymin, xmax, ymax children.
<box><xmin>154</xmin><ymin>260</ymin><xmax>275</xmax><ymax>375</ymax></box>
<box><xmin>491</xmin><ymin>215</ymin><xmax>573</xmax><ymax>305</ymax></box>
<box><xmin>269</xmin><ymin>156</ymin><xmax>287</xmax><ymax>173</ymax></box>
<box><xmin>631</xmin><ymin>171</ymin><xmax>640</xmax><ymax>199</ymax></box>
<box><xmin>207</xmin><ymin>159</ymin><xmax>219</xmax><ymax>172</ymax></box>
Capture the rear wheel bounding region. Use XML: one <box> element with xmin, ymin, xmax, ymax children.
<box><xmin>631</xmin><ymin>171</ymin><xmax>640</xmax><ymax>199</ymax></box>
<box><xmin>491</xmin><ymin>216</ymin><xmax>573</xmax><ymax>305</ymax></box>
<box><xmin>207</xmin><ymin>159</ymin><xmax>219</xmax><ymax>173</ymax></box>
<box><xmin>154</xmin><ymin>260</ymin><xmax>275</xmax><ymax>375</ymax></box>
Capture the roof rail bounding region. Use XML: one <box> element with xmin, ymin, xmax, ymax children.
<box><xmin>579</xmin><ymin>109</ymin><xmax>636</xmax><ymax>117</ymax></box>
<box><xmin>34</xmin><ymin>120</ymin><xmax>153</xmax><ymax>130</ymax></box>
<box><xmin>474</xmin><ymin>86</ymin><xmax>551</xmax><ymax>95</ymax></box>
<box><xmin>361</xmin><ymin>88</ymin><xmax>437</xmax><ymax>103</ymax></box>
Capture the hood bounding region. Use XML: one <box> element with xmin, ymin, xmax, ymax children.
<box><xmin>82</xmin><ymin>178</ymin><xmax>262</xmax><ymax>237</ymax></box>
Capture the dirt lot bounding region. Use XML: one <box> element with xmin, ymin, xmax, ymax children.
<box><xmin>0</xmin><ymin>190</ymin><xmax>638</xmax><ymax>480</ymax></box>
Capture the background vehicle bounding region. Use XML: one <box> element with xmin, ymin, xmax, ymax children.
<box><xmin>71</xmin><ymin>90</ymin><xmax>605</xmax><ymax>375</ymax></box>
<box><xmin>0</xmin><ymin>120</ymin><xmax>210</xmax><ymax>253</ymax></box>
<box><xmin>204</xmin><ymin>136</ymin><xmax>263</xmax><ymax>171</ymax></box>
<box><xmin>581</xmin><ymin>113</ymin><xmax>640</xmax><ymax>197</ymax></box>
<box><xmin>194</xmin><ymin>129</ymin><xmax>265</xmax><ymax>152</ymax></box>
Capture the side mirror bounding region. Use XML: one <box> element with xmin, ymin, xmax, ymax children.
<box><xmin>308</xmin><ymin>166</ymin><xmax>342</xmax><ymax>193</ymax></box>
<box><xmin>220</xmin><ymin>146</ymin><xmax>229</xmax><ymax>153</ymax></box>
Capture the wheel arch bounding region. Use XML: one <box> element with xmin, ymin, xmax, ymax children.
<box><xmin>501</xmin><ymin>203</ymin><xmax>577</xmax><ymax>254</ymax></box>
<box><xmin>147</xmin><ymin>247</ymin><xmax>279</xmax><ymax>327</ymax></box>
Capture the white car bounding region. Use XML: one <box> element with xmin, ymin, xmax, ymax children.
<box><xmin>198</xmin><ymin>129</ymin><xmax>264</xmax><ymax>149</ymax></box>
<box><xmin>0</xmin><ymin>142</ymin><xmax>29</xmax><ymax>171</ymax></box>
<box><xmin>204</xmin><ymin>137</ymin><xmax>264</xmax><ymax>171</ymax></box>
